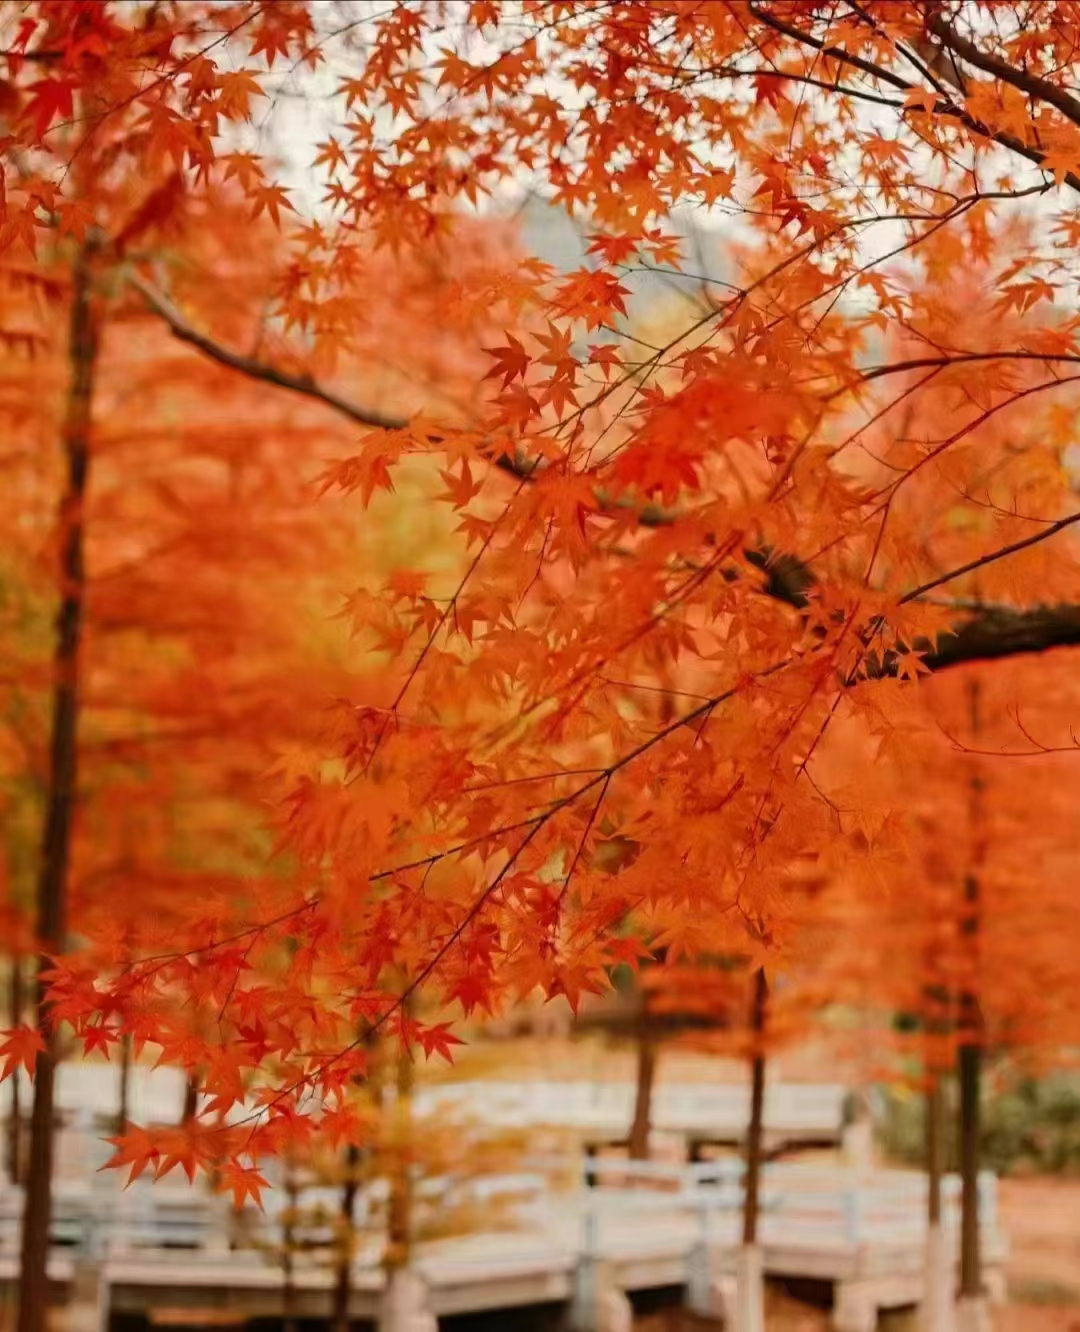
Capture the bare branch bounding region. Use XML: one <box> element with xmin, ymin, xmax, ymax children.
<box><xmin>129</xmin><ymin>272</ymin><xmax>408</xmax><ymax>432</ymax></box>
<box><xmin>129</xmin><ymin>271</ymin><xmax>534</xmax><ymax>480</ymax></box>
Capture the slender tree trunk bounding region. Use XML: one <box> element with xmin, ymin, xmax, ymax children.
<box><xmin>181</xmin><ymin>1070</ymin><xmax>199</xmax><ymax>1123</ymax></box>
<box><xmin>628</xmin><ymin>1025</ymin><xmax>657</xmax><ymax>1161</ymax></box>
<box><xmin>17</xmin><ymin>241</ymin><xmax>100</xmax><ymax>1332</ymax></box>
<box><xmin>959</xmin><ymin>677</ymin><xmax>985</xmax><ymax>1308</ymax></box>
<box><xmin>7</xmin><ymin>958</ymin><xmax>22</xmax><ymax>1183</ymax></box>
<box><xmin>333</xmin><ymin>1028</ymin><xmax>378</xmax><ymax>1330</ymax></box>
<box><xmin>386</xmin><ymin>1028</ymin><xmax>414</xmax><ymax>1273</ymax></box>
<box><xmin>331</xmin><ymin>1143</ymin><xmax>362</xmax><ymax>1332</ymax></box>
<box><xmin>927</xmin><ymin>1076</ymin><xmax>944</xmax><ymax>1229</ymax></box>
<box><xmin>923</xmin><ymin>1074</ymin><xmax>955</xmax><ymax>1332</ymax></box>
<box><xmin>742</xmin><ymin>968</ymin><xmax>767</xmax><ymax>1247</ymax></box>
<box><xmin>957</xmin><ymin>1034</ymin><xmax>980</xmax><ymax>1294</ymax></box>
<box><xmin>116</xmin><ymin>1030</ymin><xmax>132</xmax><ymax>1135</ymax></box>
<box><xmin>735</xmin><ymin>967</ymin><xmax>768</xmax><ymax>1332</ymax></box>
<box><xmin>282</xmin><ymin>1157</ymin><xmax>299</xmax><ymax>1332</ymax></box>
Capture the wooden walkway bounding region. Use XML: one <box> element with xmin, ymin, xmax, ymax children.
<box><xmin>0</xmin><ymin>1156</ymin><xmax>1006</xmax><ymax>1331</ymax></box>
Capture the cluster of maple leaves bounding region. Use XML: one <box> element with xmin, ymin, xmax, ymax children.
<box><xmin>2</xmin><ymin>0</ymin><xmax>1080</xmax><ymax>1207</ymax></box>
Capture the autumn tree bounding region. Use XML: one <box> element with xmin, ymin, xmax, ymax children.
<box><xmin>10</xmin><ymin>10</ymin><xmax>1080</xmax><ymax>1332</ymax></box>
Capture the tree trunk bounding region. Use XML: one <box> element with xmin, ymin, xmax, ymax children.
<box><xmin>959</xmin><ymin>677</ymin><xmax>985</xmax><ymax>1306</ymax></box>
<box><xmin>741</xmin><ymin>967</ymin><xmax>767</xmax><ymax>1247</ymax></box>
<box><xmin>116</xmin><ymin>1030</ymin><xmax>132</xmax><ymax>1134</ymax></box>
<box><xmin>923</xmin><ymin>1075</ymin><xmax>955</xmax><ymax>1332</ymax></box>
<box><xmin>17</xmin><ymin>241</ymin><xmax>99</xmax><ymax>1332</ymax></box>
<box><xmin>958</xmin><ymin>1035</ymin><xmax>980</xmax><ymax>1295</ymax></box>
<box><xmin>331</xmin><ymin>1143</ymin><xmax>362</xmax><ymax>1332</ymax></box>
<box><xmin>282</xmin><ymin>1158</ymin><xmax>299</xmax><ymax>1332</ymax></box>
<box><xmin>181</xmin><ymin>1071</ymin><xmax>199</xmax><ymax>1123</ymax></box>
<box><xmin>386</xmin><ymin>1032</ymin><xmax>414</xmax><ymax>1274</ymax></box>
<box><xmin>927</xmin><ymin>1075</ymin><xmax>944</xmax><ymax>1229</ymax></box>
<box><xmin>736</xmin><ymin>967</ymin><xmax>768</xmax><ymax>1332</ymax></box>
<box><xmin>7</xmin><ymin>957</ymin><xmax>22</xmax><ymax>1183</ymax></box>
<box><xmin>628</xmin><ymin>1026</ymin><xmax>657</xmax><ymax>1161</ymax></box>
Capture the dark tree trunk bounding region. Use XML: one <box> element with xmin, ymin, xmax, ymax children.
<box><xmin>181</xmin><ymin>1071</ymin><xmax>199</xmax><ymax>1123</ymax></box>
<box><xmin>7</xmin><ymin>957</ymin><xmax>23</xmax><ymax>1183</ymax></box>
<box><xmin>959</xmin><ymin>678</ymin><xmax>985</xmax><ymax>1301</ymax></box>
<box><xmin>958</xmin><ymin>1034</ymin><xmax>981</xmax><ymax>1295</ymax></box>
<box><xmin>116</xmin><ymin>1030</ymin><xmax>132</xmax><ymax>1135</ymax></box>
<box><xmin>385</xmin><ymin>1014</ymin><xmax>414</xmax><ymax>1274</ymax></box>
<box><xmin>331</xmin><ymin>1143</ymin><xmax>363</xmax><ymax>1332</ymax></box>
<box><xmin>282</xmin><ymin>1158</ymin><xmax>299</xmax><ymax>1332</ymax></box>
<box><xmin>927</xmin><ymin>1075</ymin><xmax>944</xmax><ymax>1228</ymax></box>
<box><xmin>742</xmin><ymin>967</ymin><xmax>768</xmax><ymax>1247</ymax></box>
<box><xmin>17</xmin><ymin>241</ymin><xmax>99</xmax><ymax>1332</ymax></box>
<box><xmin>628</xmin><ymin>1027</ymin><xmax>657</xmax><ymax>1161</ymax></box>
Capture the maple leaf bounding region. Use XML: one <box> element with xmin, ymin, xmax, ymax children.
<box><xmin>586</xmin><ymin>233</ymin><xmax>642</xmax><ymax>265</ymax></box>
<box><xmin>249</xmin><ymin>183</ymin><xmax>295</xmax><ymax>227</ymax></box>
<box><xmin>313</xmin><ymin>136</ymin><xmax>348</xmax><ymax>173</ymax></box>
<box><xmin>81</xmin><ymin>1023</ymin><xmax>120</xmax><ymax>1059</ymax></box>
<box><xmin>220</xmin><ymin>152</ymin><xmax>265</xmax><ymax>190</ymax></box>
<box><xmin>437</xmin><ymin>458</ymin><xmax>483</xmax><ymax>510</ymax></box>
<box><xmin>218</xmin><ymin>1162</ymin><xmax>269</xmax><ymax>1211</ymax></box>
<box><xmin>249</xmin><ymin>17</ymin><xmax>305</xmax><ymax>68</ymax></box>
<box><xmin>0</xmin><ymin>1026</ymin><xmax>45</xmax><ymax>1081</ymax></box>
<box><xmin>903</xmin><ymin>87</ymin><xmax>939</xmax><ymax>115</ymax></box>
<box><xmin>482</xmin><ymin>334</ymin><xmax>529</xmax><ymax>388</ymax></box>
<box><xmin>1040</xmin><ymin>146</ymin><xmax>1080</xmax><ymax>187</ymax></box>
<box><xmin>553</xmin><ymin>270</ymin><xmax>631</xmax><ymax>330</ymax></box>
<box><xmin>102</xmin><ymin>1128</ymin><xmax>161</xmax><ymax>1187</ymax></box>
<box><xmin>216</xmin><ymin>70</ymin><xmax>265</xmax><ymax>122</ymax></box>
<box><xmin>754</xmin><ymin>73</ymin><xmax>787</xmax><ymax>110</ymax></box>
<box><xmin>416</xmin><ymin>1022</ymin><xmax>465</xmax><ymax>1063</ymax></box>
<box><xmin>588</xmin><ymin>344</ymin><xmax>621</xmax><ymax>380</ymax></box>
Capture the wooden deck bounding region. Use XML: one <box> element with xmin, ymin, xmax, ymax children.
<box><xmin>0</xmin><ymin>1156</ymin><xmax>1006</xmax><ymax>1331</ymax></box>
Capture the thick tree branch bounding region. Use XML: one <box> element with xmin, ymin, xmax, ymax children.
<box><xmin>921</xmin><ymin>605</ymin><xmax>1080</xmax><ymax>672</ymax></box>
<box><xmin>129</xmin><ymin>272</ymin><xmax>409</xmax><ymax>432</ymax></box>
<box><xmin>747</xmin><ymin>2</ymin><xmax>1080</xmax><ymax>192</ymax></box>
<box><xmin>925</xmin><ymin>12</ymin><xmax>1080</xmax><ymax>132</ymax></box>
<box><xmin>129</xmin><ymin>272</ymin><xmax>530</xmax><ymax>479</ymax></box>
<box><xmin>130</xmin><ymin>278</ymin><xmax>1080</xmax><ymax>676</ymax></box>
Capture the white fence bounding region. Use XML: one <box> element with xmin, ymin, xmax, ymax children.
<box><xmin>0</xmin><ymin>1155</ymin><xmax>1000</xmax><ymax>1262</ymax></box>
<box><xmin>415</xmin><ymin>1080</ymin><xmax>848</xmax><ymax>1139</ymax></box>
<box><xmin>5</xmin><ymin>1068</ymin><xmax>848</xmax><ymax>1146</ymax></box>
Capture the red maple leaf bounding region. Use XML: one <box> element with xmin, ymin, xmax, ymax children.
<box><xmin>0</xmin><ymin>1027</ymin><xmax>45</xmax><ymax>1080</ymax></box>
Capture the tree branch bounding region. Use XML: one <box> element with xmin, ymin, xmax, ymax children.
<box><xmin>921</xmin><ymin>605</ymin><xmax>1080</xmax><ymax>672</ymax></box>
<box><xmin>130</xmin><ymin>278</ymin><xmax>1080</xmax><ymax>676</ymax></box>
<box><xmin>129</xmin><ymin>272</ymin><xmax>535</xmax><ymax>480</ymax></box>
<box><xmin>129</xmin><ymin>272</ymin><xmax>409</xmax><ymax>432</ymax></box>
<box><xmin>925</xmin><ymin>12</ymin><xmax>1080</xmax><ymax>132</ymax></box>
<box><xmin>747</xmin><ymin>2</ymin><xmax>1080</xmax><ymax>193</ymax></box>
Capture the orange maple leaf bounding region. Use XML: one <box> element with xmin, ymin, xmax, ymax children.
<box><xmin>0</xmin><ymin>1026</ymin><xmax>45</xmax><ymax>1081</ymax></box>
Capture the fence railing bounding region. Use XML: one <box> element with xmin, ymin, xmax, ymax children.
<box><xmin>0</xmin><ymin>1156</ymin><xmax>1001</xmax><ymax>1274</ymax></box>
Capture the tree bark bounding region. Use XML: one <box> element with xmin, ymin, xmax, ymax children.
<box><xmin>331</xmin><ymin>1143</ymin><xmax>362</xmax><ymax>1332</ymax></box>
<box><xmin>628</xmin><ymin>1026</ymin><xmax>657</xmax><ymax>1161</ymax></box>
<box><xmin>17</xmin><ymin>240</ymin><xmax>100</xmax><ymax>1332</ymax></box>
<box><xmin>923</xmin><ymin>1073</ymin><xmax>955</xmax><ymax>1332</ymax></box>
<box><xmin>282</xmin><ymin>1157</ymin><xmax>299</xmax><ymax>1332</ymax></box>
<box><xmin>958</xmin><ymin>677</ymin><xmax>985</xmax><ymax>1303</ymax></box>
<box><xmin>958</xmin><ymin>1038</ymin><xmax>981</xmax><ymax>1296</ymax></box>
<box><xmin>7</xmin><ymin>957</ymin><xmax>22</xmax><ymax>1183</ymax></box>
<box><xmin>742</xmin><ymin>967</ymin><xmax>768</xmax><ymax>1246</ymax></box>
<box><xmin>116</xmin><ymin>1030</ymin><xmax>131</xmax><ymax>1135</ymax></box>
<box><xmin>927</xmin><ymin>1076</ymin><xmax>944</xmax><ymax>1230</ymax></box>
<box><xmin>181</xmin><ymin>1071</ymin><xmax>199</xmax><ymax>1123</ymax></box>
<box><xmin>386</xmin><ymin>1014</ymin><xmax>414</xmax><ymax>1274</ymax></box>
